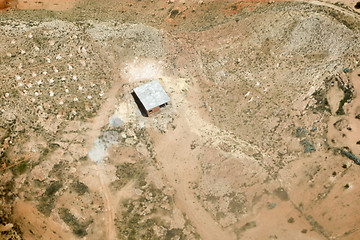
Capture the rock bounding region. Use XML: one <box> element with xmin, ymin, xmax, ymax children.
<box><xmin>0</xmin><ymin>223</ymin><xmax>13</xmax><ymax>232</ymax></box>
<box><xmin>333</xmin><ymin>119</ymin><xmax>349</xmax><ymax>131</ymax></box>
<box><xmin>267</xmin><ymin>202</ymin><xmax>277</xmax><ymax>209</ymax></box>
<box><xmin>2</xmin><ymin>111</ymin><xmax>16</xmax><ymax>124</ymax></box>
<box><xmin>341</xmin><ymin>149</ymin><xmax>360</xmax><ymax>165</ymax></box>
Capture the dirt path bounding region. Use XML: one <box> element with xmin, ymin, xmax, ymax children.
<box><xmin>85</xmin><ymin>85</ymin><xmax>120</xmax><ymax>240</ymax></box>
<box><xmin>95</xmin><ymin>165</ymin><xmax>116</xmax><ymax>240</ymax></box>
<box><xmin>76</xmin><ymin>2</ymin><xmax>360</xmax><ymax>239</ymax></box>
<box><xmin>84</xmin><ymin>54</ymin><xmax>124</xmax><ymax>240</ymax></box>
<box><xmin>84</xmin><ymin>74</ymin><xmax>123</xmax><ymax>149</ymax></box>
<box><xmin>305</xmin><ymin>0</ymin><xmax>360</xmax><ymax>18</ymax></box>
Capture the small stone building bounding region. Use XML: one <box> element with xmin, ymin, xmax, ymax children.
<box><xmin>133</xmin><ymin>80</ymin><xmax>170</xmax><ymax>117</ymax></box>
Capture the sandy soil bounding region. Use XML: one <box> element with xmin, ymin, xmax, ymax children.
<box><xmin>1</xmin><ymin>0</ymin><xmax>360</xmax><ymax>240</ymax></box>
<box><xmin>0</xmin><ymin>0</ymin><xmax>77</xmax><ymax>11</ymax></box>
<box><xmin>17</xmin><ymin>0</ymin><xmax>76</xmax><ymax>11</ymax></box>
<box><xmin>13</xmin><ymin>201</ymin><xmax>74</xmax><ymax>240</ymax></box>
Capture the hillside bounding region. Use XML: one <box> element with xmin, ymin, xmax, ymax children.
<box><xmin>1</xmin><ymin>0</ymin><xmax>360</xmax><ymax>239</ymax></box>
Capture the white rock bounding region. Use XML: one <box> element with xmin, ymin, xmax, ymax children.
<box><xmin>69</xmin><ymin>53</ymin><xmax>73</xmax><ymax>57</ymax></box>
<box><xmin>35</xmin><ymin>92</ymin><xmax>39</xmax><ymax>97</ymax></box>
<box><xmin>27</xmin><ymin>83</ymin><xmax>32</xmax><ymax>88</ymax></box>
<box><xmin>4</xmin><ymin>93</ymin><xmax>9</xmax><ymax>97</ymax></box>
<box><xmin>34</xmin><ymin>46</ymin><xmax>40</xmax><ymax>51</ymax></box>
<box><xmin>54</xmin><ymin>68</ymin><xmax>58</xmax><ymax>73</ymax></box>
<box><xmin>59</xmin><ymin>100</ymin><xmax>64</xmax><ymax>105</ymax></box>
<box><xmin>65</xmin><ymin>88</ymin><xmax>69</xmax><ymax>93</ymax></box>
<box><xmin>73</xmin><ymin>97</ymin><xmax>78</xmax><ymax>102</ymax></box>
<box><xmin>68</xmin><ymin>64</ymin><xmax>73</xmax><ymax>70</ymax></box>
<box><xmin>20</xmin><ymin>49</ymin><xmax>26</xmax><ymax>55</ymax></box>
<box><xmin>37</xmin><ymin>80</ymin><xmax>42</xmax><ymax>85</ymax></box>
<box><xmin>80</xmin><ymin>60</ymin><xmax>86</xmax><ymax>67</ymax></box>
<box><xmin>10</xmin><ymin>39</ymin><xmax>15</xmax><ymax>44</ymax></box>
<box><xmin>42</xmin><ymin>71</ymin><xmax>47</xmax><ymax>75</ymax></box>
<box><xmin>49</xmin><ymin>40</ymin><xmax>55</xmax><ymax>46</ymax></box>
<box><xmin>32</xmin><ymin>72</ymin><xmax>37</xmax><ymax>77</ymax></box>
<box><xmin>56</xmin><ymin>54</ymin><xmax>62</xmax><ymax>60</ymax></box>
<box><xmin>49</xmin><ymin>78</ymin><xmax>54</xmax><ymax>84</ymax></box>
<box><xmin>81</xmin><ymin>47</ymin><xmax>87</xmax><ymax>54</ymax></box>
<box><xmin>6</xmin><ymin>53</ymin><xmax>11</xmax><ymax>57</ymax></box>
<box><xmin>73</xmin><ymin>75</ymin><xmax>77</xmax><ymax>80</ymax></box>
<box><xmin>61</xmin><ymin>76</ymin><xmax>66</xmax><ymax>81</ymax></box>
<box><xmin>99</xmin><ymin>91</ymin><xmax>104</xmax><ymax>97</ymax></box>
<box><xmin>78</xmin><ymin>86</ymin><xmax>83</xmax><ymax>91</ymax></box>
<box><xmin>49</xmin><ymin>91</ymin><xmax>54</xmax><ymax>97</ymax></box>
<box><xmin>28</xmin><ymin>33</ymin><xmax>33</xmax><ymax>38</ymax></box>
<box><xmin>87</xmin><ymin>95</ymin><xmax>92</xmax><ymax>99</ymax></box>
<box><xmin>46</xmin><ymin>58</ymin><xmax>51</xmax><ymax>63</ymax></box>
<box><xmin>18</xmin><ymin>82</ymin><xmax>24</xmax><ymax>87</ymax></box>
<box><xmin>15</xmin><ymin>75</ymin><xmax>21</xmax><ymax>81</ymax></box>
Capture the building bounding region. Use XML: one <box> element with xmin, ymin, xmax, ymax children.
<box><xmin>133</xmin><ymin>80</ymin><xmax>170</xmax><ymax>116</ymax></box>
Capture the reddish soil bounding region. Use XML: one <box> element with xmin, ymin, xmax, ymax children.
<box><xmin>0</xmin><ymin>0</ymin><xmax>14</xmax><ymax>11</ymax></box>
<box><xmin>16</xmin><ymin>0</ymin><xmax>76</xmax><ymax>11</ymax></box>
<box><xmin>1</xmin><ymin>0</ymin><xmax>360</xmax><ymax>240</ymax></box>
<box><xmin>0</xmin><ymin>0</ymin><xmax>77</xmax><ymax>11</ymax></box>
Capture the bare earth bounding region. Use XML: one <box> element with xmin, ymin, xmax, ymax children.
<box><xmin>1</xmin><ymin>0</ymin><xmax>360</xmax><ymax>240</ymax></box>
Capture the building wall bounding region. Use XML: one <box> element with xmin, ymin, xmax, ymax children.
<box><xmin>147</xmin><ymin>106</ymin><xmax>160</xmax><ymax>116</ymax></box>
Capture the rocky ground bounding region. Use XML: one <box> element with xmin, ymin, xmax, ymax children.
<box><xmin>1</xmin><ymin>0</ymin><xmax>360</xmax><ymax>239</ymax></box>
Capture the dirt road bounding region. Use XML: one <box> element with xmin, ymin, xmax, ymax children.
<box><xmin>86</xmin><ymin>1</ymin><xmax>360</xmax><ymax>239</ymax></box>
<box><xmin>84</xmin><ymin>54</ymin><xmax>124</xmax><ymax>239</ymax></box>
<box><xmin>306</xmin><ymin>0</ymin><xmax>360</xmax><ymax>18</ymax></box>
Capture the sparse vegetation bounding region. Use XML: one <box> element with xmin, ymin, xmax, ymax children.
<box><xmin>37</xmin><ymin>181</ymin><xmax>62</xmax><ymax>217</ymax></box>
<box><xmin>58</xmin><ymin>208</ymin><xmax>92</xmax><ymax>237</ymax></box>
<box><xmin>11</xmin><ymin>160</ymin><xmax>29</xmax><ymax>176</ymax></box>
<box><xmin>1</xmin><ymin>0</ymin><xmax>360</xmax><ymax>239</ymax></box>
<box><xmin>71</xmin><ymin>180</ymin><xmax>89</xmax><ymax>195</ymax></box>
<box><xmin>112</xmin><ymin>161</ymin><xmax>146</xmax><ymax>190</ymax></box>
<box><xmin>312</xmin><ymin>89</ymin><xmax>331</xmax><ymax>113</ymax></box>
<box><xmin>336</xmin><ymin>87</ymin><xmax>353</xmax><ymax>115</ymax></box>
<box><xmin>116</xmin><ymin>183</ymin><xmax>197</xmax><ymax>239</ymax></box>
